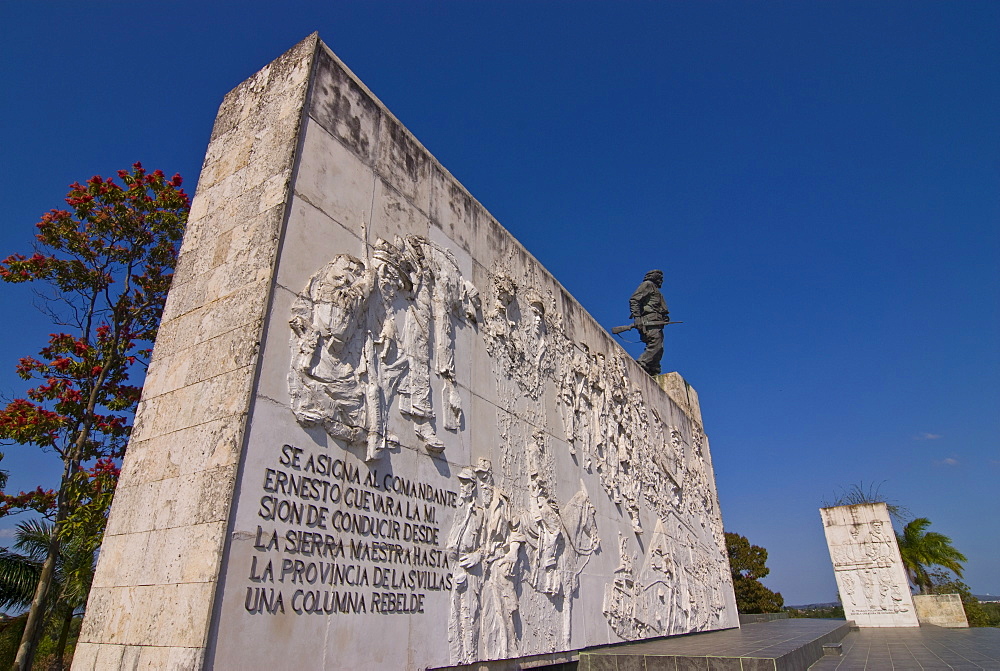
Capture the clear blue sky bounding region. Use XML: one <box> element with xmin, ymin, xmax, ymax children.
<box><xmin>1</xmin><ymin>2</ymin><xmax>997</xmax><ymax>605</ymax></box>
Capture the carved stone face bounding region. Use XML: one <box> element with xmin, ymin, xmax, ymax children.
<box><xmin>309</xmin><ymin>256</ymin><xmax>369</xmax><ymax>344</ymax></box>
<box><xmin>458</xmin><ymin>478</ymin><xmax>476</xmax><ymax>502</ymax></box>
<box><xmin>314</xmin><ymin>256</ymin><xmax>366</xmax><ymax>302</ymax></box>
<box><xmin>375</xmin><ymin>264</ymin><xmax>404</xmax><ymax>300</ymax></box>
<box><xmin>457</xmin><ymin>468</ymin><xmax>477</xmax><ymax>502</ymax></box>
<box><xmin>474</xmin><ymin>459</ymin><xmax>494</xmax><ymax>504</ymax></box>
<box><xmin>495</xmin><ymin>275</ymin><xmax>515</xmax><ymax>305</ymax></box>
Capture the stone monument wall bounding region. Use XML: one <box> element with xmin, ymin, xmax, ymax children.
<box><xmin>820</xmin><ymin>503</ymin><xmax>918</xmax><ymax>627</ymax></box>
<box><xmin>75</xmin><ymin>35</ymin><xmax>737</xmax><ymax>670</ymax></box>
<box><xmin>913</xmin><ymin>594</ymin><xmax>969</xmax><ymax>628</ymax></box>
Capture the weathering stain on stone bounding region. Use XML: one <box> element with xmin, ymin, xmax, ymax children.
<box><xmin>310</xmin><ymin>47</ymin><xmax>379</xmax><ymax>162</ymax></box>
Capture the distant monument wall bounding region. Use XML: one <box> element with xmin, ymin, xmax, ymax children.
<box><xmin>74</xmin><ymin>35</ymin><xmax>737</xmax><ymax>670</ymax></box>
<box><xmin>820</xmin><ymin>503</ymin><xmax>918</xmax><ymax>627</ymax></box>
<box><xmin>913</xmin><ymin>594</ymin><xmax>969</xmax><ymax>628</ymax></box>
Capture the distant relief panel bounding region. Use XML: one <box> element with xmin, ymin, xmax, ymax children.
<box><xmin>819</xmin><ymin>503</ymin><xmax>919</xmax><ymax>627</ymax></box>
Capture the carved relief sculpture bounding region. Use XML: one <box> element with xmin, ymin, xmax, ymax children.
<box><xmin>288</xmin><ymin>248</ymin><xmax>734</xmax><ymax>664</ymax></box>
<box><xmin>289</xmin><ymin>235</ymin><xmax>478</xmax><ymax>461</ymax></box>
<box><xmin>820</xmin><ymin>503</ymin><xmax>918</xmax><ymax>627</ymax></box>
<box><xmin>86</xmin><ymin>37</ymin><xmax>739</xmax><ymax>671</ymax></box>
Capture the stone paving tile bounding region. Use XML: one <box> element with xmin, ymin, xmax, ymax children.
<box><xmin>808</xmin><ymin>625</ymin><xmax>1000</xmax><ymax>670</ymax></box>
<box><xmin>583</xmin><ymin>621</ymin><xmax>1000</xmax><ymax>670</ymax></box>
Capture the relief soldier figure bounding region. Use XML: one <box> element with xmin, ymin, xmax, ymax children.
<box><xmin>629</xmin><ymin>269</ymin><xmax>669</xmax><ymax>375</ymax></box>
<box><xmin>447</xmin><ymin>468</ymin><xmax>485</xmax><ymax>663</ymax></box>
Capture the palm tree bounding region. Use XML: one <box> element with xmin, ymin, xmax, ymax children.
<box><xmin>0</xmin><ymin>519</ymin><xmax>97</xmax><ymax>670</ymax></box>
<box><xmin>896</xmin><ymin>518</ymin><xmax>967</xmax><ymax>595</ymax></box>
<box><xmin>0</xmin><ymin>520</ymin><xmax>47</xmax><ymax>613</ymax></box>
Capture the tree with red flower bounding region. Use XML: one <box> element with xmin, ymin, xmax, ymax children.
<box><xmin>0</xmin><ymin>164</ymin><xmax>187</xmax><ymax>670</ymax></box>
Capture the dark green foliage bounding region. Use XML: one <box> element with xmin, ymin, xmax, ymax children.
<box><xmin>0</xmin><ymin>613</ymin><xmax>81</xmax><ymax>669</ymax></box>
<box><xmin>980</xmin><ymin>603</ymin><xmax>1000</xmax><ymax>628</ymax></box>
<box><xmin>0</xmin><ymin>519</ymin><xmax>96</xmax><ymax>668</ymax></box>
<box><xmin>786</xmin><ymin>604</ymin><xmax>845</xmax><ymax>619</ymax></box>
<box><xmin>33</xmin><ymin>614</ymin><xmax>81</xmax><ymax>670</ymax></box>
<box><xmin>0</xmin><ymin>615</ymin><xmax>27</xmax><ymax>668</ymax></box>
<box><xmin>897</xmin><ymin>519</ymin><xmax>967</xmax><ymax>595</ymax></box>
<box><xmin>0</xmin><ymin>551</ymin><xmax>41</xmax><ymax>612</ymax></box>
<box><xmin>725</xmin><ymin>531</ymin><xmax>784</xmax><ymax>614</ymax></box>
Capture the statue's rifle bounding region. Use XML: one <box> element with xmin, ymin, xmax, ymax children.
<box><xmin>611</xmin><ymin>317</ymin><xmax>683</xmax><ymax>335</ymax></box>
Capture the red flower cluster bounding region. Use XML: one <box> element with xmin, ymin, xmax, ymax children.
<box><xmin>0</xmin><ymin>252</ymin><xmax>51</xmax><ymax>282</ymax></box>
<box><xmin>0</xmin><ymin>164</ymin><xmax>187</xmax><ymax>533</ymax></box>
<box><xmin>88</xmin><ymin>457</ymin><xmax>120</xmax><ymax>479</ymax></box>
<box><xmin>0</xmin><ymin>398</ymin><xmax>65</xmax><ymax>446</ymax></box>
<box><xmin>66</xmin><ymin>194</ymin><xmax>94</xmax><ymax>207</ymax></box>
<box><xmin>0</xmin><ymin>487</ymin><xmax>57</xmax><ymax>517</ymax></box>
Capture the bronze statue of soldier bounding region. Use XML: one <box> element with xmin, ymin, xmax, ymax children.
<box><xmin>629</xmin><ymin>269</ymin><xmax>669</xmax><ymax>376</ymax></box>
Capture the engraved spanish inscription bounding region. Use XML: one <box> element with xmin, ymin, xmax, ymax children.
<box><xmin>243</xmin><ymin>442</ymin><xmax>457</xmax><ymax>618</ymax></box>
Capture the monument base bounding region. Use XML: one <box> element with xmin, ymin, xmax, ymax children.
<box><xmin>429</xmin><ymin>650</ymin><xmax>578</xmax><ymax>671</ymax></box>
<box><xmin>581</xmin><ymin>618</ymin><xmax>851</xmax><ymax>671</ymax></box>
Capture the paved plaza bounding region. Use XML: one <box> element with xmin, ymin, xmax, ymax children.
<box><xmin>810</xmin><ymin>625</ymin><xmax>1000</xmax><ymax>670</ymax></box>
<box><xmin>578</xmin><ymin>619</ymin><xmax>1000</xmax><ymax>670</ymax></box>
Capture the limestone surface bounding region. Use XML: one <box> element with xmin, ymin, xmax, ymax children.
<box><xmin>76</xmin><ymin>34</ymin><xmax>737</xmax><ymax>670</ymax></box>
<box><xmin>820</xmin><ymin>503</ymin><xmax>919</xmax><ymax>627</ymax></box>
<box><xmin>913</xmin><ymin>593</ymin><xmax>969</xmax><ymax>628</ymax></box>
